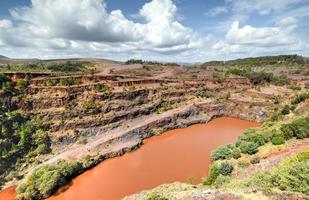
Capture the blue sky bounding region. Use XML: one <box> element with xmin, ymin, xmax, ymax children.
<box><xmin>0</xmin><ymin>0</ymin><xmax>308</xmax><ymax>62</ymax></box>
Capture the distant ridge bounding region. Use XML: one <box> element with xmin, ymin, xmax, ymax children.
<box><xmin>0</xmin><ymin>55</ymin><xmax>9</xmax><ymax>59</ymax></box>
<box><xmin>202</xmin><ymin>55</ymin><xmax>308</xmax><ymax>67</ymax></box>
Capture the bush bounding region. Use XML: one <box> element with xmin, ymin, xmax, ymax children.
<box><xmin>237</xmin><ymin>129</ymin><xmax>265</xmax><ymax>147</ymax></box>
<box><xmin>271</xmin><ymin>134</ymin><xmax>285</xmax><ymax>145</ymax></box>
<box><xmin>218</xmin><ymin>162</ymin><xmax>234</xmax><ymax>176</ymax></box>
<box><xmin>281</xmin><ymin>105</ymin><xmax>290</xmax><ymax>115</ymax></box>
<box><xmin>250</xmin><ymin>156</ymin><xmax>260</xmax><ymax>164</ymax></box>
<box><xmin>16</xmin><ymin>160</ymin><xmax>83</xmax><ymax>199</ymax></box>
<box><xmin>196</xmin><ymin>88</ymin><xmax>213</xmax><ymax>98</ymax></box>
<box><xmin>15</xmin><ymin>79</ymin><xmax>29</xmax><ymax>92</ymax></box>
<box><xmin>211</xmin><ymin>146</ymin><xmax>233</xmax><ymax>161</ymax></box>
<box><xmin>288</xmin><ymin>84</ymin><xmax>301</xmax><ymax>91</ymax></box>
<box><xmin>81</xmin><ymin>101</ymin><xmax>97</xmax><ymax>111</ymax></box>
<box><xmin>146</xmin><ymin>192</ymin><xmax>168</xmax><ymax>200</ymax></box>
<box><xmin>213</xmin><ymin>174</ymin><xmax>230</xmax><ymax>188</ymax></box>
<box><xmin>238</xmin><ymin>159</ymin><xmax>250</xmax><ymax>168</ymax></box>
<box><xmin>95</xmin><ymin>84</ymin><xmax>111</xmax><ymax>94</ymax></box>
<box><xmin>239</xmin><ymin>141</ymin><xmax>259</xmax><ymax>155</ymax></box>
<box><xmin>244</xmin><ymin>152</ymin><xmax>309</xmax><ymax>195</ymax></box>
<box><xmin>232</xmin><ymin>148</ymin><xmax>241</xmax><ymax>159</ymax></box>
<box><xmin>280</xmin><ymin>117</ymin><xmax>309</xmax><ymax>139</ymax></box>
<box><xmin>291</xmin><ymin>93</ymin><xmax>309</xmax><ymax>105</ymax></box>
<box><xmin>203</xmin><ymin>164</ymin><xmax>219</xmax><ymax>185</ymax></box>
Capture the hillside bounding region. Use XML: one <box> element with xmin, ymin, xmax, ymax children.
<box><xmin>202</xmin><ymin>55</ymin><xmax>309</xmax><ymax>67</ymax></box>
<box><xmin>0</xmin><ymin>55</ymin><xmax>8</xmax><ymax>59</ymax></box>
<box><xmin>0</xmin><ymin>56</ymin><xmax>308</xmax><ymax>200</ymax></box>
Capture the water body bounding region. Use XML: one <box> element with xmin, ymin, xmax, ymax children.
<box><xmin>1</xmin><ymin>117</ymin><xmax>259</xmax><ymax>200</ymax></box>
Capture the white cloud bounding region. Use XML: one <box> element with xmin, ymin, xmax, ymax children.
<box><xmin>206</xmin><ymin>6</ymin><xmax>228</xmax><ymax>17</ymax></box>
<box><xmin>213</xmin><ymin>21</ymin><xmax>304</xmax><ymax>55</ymax></box>
<box><xmin>226</xmin><ymin>0</ymin><xmax>303</xmax><ymax>16</ymax></box>
<box><xmin>0</xmin><ymin>19</ymin><xmax>12</xmax><ymax>29</ymax></box>
<box><xmin>0</xmin><ymin>0</ymin><xmax>202</xmax><ymax>59</ymax></box>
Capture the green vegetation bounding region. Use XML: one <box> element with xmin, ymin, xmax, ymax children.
<box><xmin>237</xmin><ymin>159</ymin><xmax>250</xmax><ymax>168</ymax></box>
<box><xmin>211</xmin><ymin>146</ymin><xmax>233</xmax><ymax>161</ymax></box>
<box><xmin>16</xmin><ymin>160</ymin><xmax>83</xmax><ymax>200</ymax></box>
<box><xmin>196</xmin><ymin>87</ymin><xmax>214</xmax><ymax>98</ymax></box>
<box><xmin>281</xmin><ymin>105</ymin><xmax>290</xmax><ymax>115</ymax></box>
<box><xmin>271</xmin><ymin>134</ymin><xmax>285</xmax><ymax>145</ymax></box>
<box><xmin>250</xmin><ymin>156</ymin><xmax>260</xmax><ymax>164</ymax></box>
<box><xmin>218</xmin><ymin>161</ymin><xmax>233</xmax><ymax>176</ymax></box>
<box><xmin>239</xmin><ymin>141</ymin><xmax>259</xmax><ymax>155</ymax></box>
<box><xmin>123</xmin><ymin>86</ymin><xmax>137</xmax><ymax>92</ymax></box>
<box><xmin>203</xmin><ymin>161</ymin><xmax>233</xmax><ymax>186</ymax></box>
<box><xmin>95</xmin><ymin>84</ymin><xmax>111</xmax><ymax>94</ymax></box>
<box><xmin>288</xmin><ymin>84</ymin><xmax>301</xmax><ymax>91</ymax></box>
<box><xmin>291</xmin><ymin>93</ymin><xmax>309</xmax><ymax>105</ymax></box>
<box><xmin>146</xmin><ymin>192</ymin><xmax>168</xmax><ymax>200</ymax></box>
<box><xmin>228</xmin><ymin>152</ymin><xmax>309</xmax><ymax>195</ymax></box>
<box><xmin>204</xmin><ymin>114</ymin><xmax>309</xmax><ymax>190</ymax></box>
<box><xmin>0</xmin><ymin>61</ymin><xmax>89</xmax><ymax>73</ymax></box>
<box><xmin>202</xmin><ymin>55</ymin><xmax>308</xmax><ymax>67</ymax></box>
<box><xmin>0</xmin><ymin>74</ymin><xmax>13</xmax><ymax>93</ymax></box>
<box><xmin>81</xmin><ymin>101</ymin><xmax>98</xmax><ymax>111</ymax></box>
<box><xmin>40</xmin><ymin>77</ymin><xmax>82</xmax><ymax>86</ymax></box>
<box><xmin>0</xmin><ymin>76</ymin><xmax>51</xmax><ymax>187</ymax></box>
<box><xmin>280</xmin><ymin>117</ymin><xmax>309</xmax><ymax>139</ymax></box>
<box><xmin>226</xmin><ymin>68</ymin><xmax>290</xmax><ymax>86</ymax></box>
<box><xmin>156</xmin><ymin>101</ymin><xmax>178</xmax><ymax>114</ymax></box>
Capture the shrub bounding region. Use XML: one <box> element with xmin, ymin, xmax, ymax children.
<box><xmin>146</xmin><ymin>192</ymin><xmax>168</xmax><ymax>200</ymax></box>
<box><xmin>250</xmin><ymin>156</ymin><xmax>260</xmax><ymax>164</ymax></box>
<box><xmin>196</xmin><ymin>88</ymin><xmax>213</xmax><ymax>98</ymax></box>
<box><xmin>280</xmin><ymin>124</ymin><xmax>296</xmax><ymax>140</ymax></box>
<box><xmin>211</xmin><ymin>146</ymin><xmax>233</xmax><ymax>161</ymax></box>
<box><xmin>305</xmin><ymin>83</ymin><xmax>309</xmax><ymax>89</ymax></box>
<box><xmin>281</xmin><ymin>105</ymin><xmax>290</xmax><ymax>115</ymax></box>
<box><xmin>280</xmin><ymin>117</ymin><xmax>309</xmax><ymax>139</ymax></box>
<box><xmin>239</xmin><ymin>141</ymin><xmax>259</xmax><ymax>155</ymax></box>
<box><xmin>81</xmin><ymin>101</ymin><xmax>97</xmax><ymax>111</ymax></box>
<box><xmin>291</xmin><ymin>93</ymin><xmax>309</xmax><ymax>105</ymax></box>
<box><xmin>232</xmin><ymin>148</ymin><xmax>241</xmax><ymax>159</ymax></box>
<box><xmin>218</xmin><ymin>162</ymin><xmax>233</xmax><ymax>176</ymax></box>
<box><xmin>288</xmin><ymin>84</ymin><xmax>301</xmax><ymax>91</ymax></box>
<box><xmin>244</xmin><ymin>152</ymin><xmax>309</xmax><ymax>195</ymax></box>
<box><xmin>15</xmin><ymin>79</ymin><xmax>29</xmax><ymax>93</ymax></box>
<box><xmin>271</xmin><ymin>134</ymin><xmax>285</xmax><ymax>145</ymax></box>
<box><xmin>95</xmin><ymin>84</ymin><xmax>111</xmax><ymax>94</ymax></box>
<box><xmin>237</xmin><ymin>129</ymin><xmax>265</xmax><ymax>147</ymax></box>
<box><xmin>213</xmin><ymin>174</ymin><xmax>230</xmax><ymax>188</ymax></box>
<box><xmin>238</xmin><ymin>159</ymin><xmax>250</xmax><ymax>168</ymax></box>
<box><xmin>203</xmin><ymin>164</ymin><xmax>219</xmax><ymax>185</ymax></box>
<box><xmin>16</xmin><ymin>160</ymin><xmax>83</xmax><ymax>199</ymax></box>
<box><xmin>59</xmin><ymin>78</ymin><xmax>81</xmax><ymax>86</ymax></box>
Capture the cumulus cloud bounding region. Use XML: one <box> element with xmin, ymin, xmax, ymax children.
<box><xmin>213</xmin><ymin>21</ymin><xmax>303</xmax><ymax>54</ymax></box>
<box><xmin>0</xmin><ymin>0</ymin><xmax>202</xmax><ymax>59</ymax></box>
<box><xmin>0</xmin><ymin>19</ymin><xmax>12</xmax><ymax>29</ymax></box>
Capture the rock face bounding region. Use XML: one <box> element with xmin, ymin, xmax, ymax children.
<box><xmin>2</xmin><ymin>72</ymin><xmax>283</xmax><ymax>191</ymax></box>
<box><xmin>14</xmin><ymin>74</ymin><xmax>275</xmax><ymax>156</ymax></box>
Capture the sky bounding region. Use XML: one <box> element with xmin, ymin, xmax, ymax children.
<box><xmin>0</xmin><ymin>0</ymin><xmax>308</xmax><ymax>62</ymax></box>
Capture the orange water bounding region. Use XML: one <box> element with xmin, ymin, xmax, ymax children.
<box><xmin>1</xmin><ymin>117</ymin><xmax>259</xmax><ymax>200</ymax></box>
